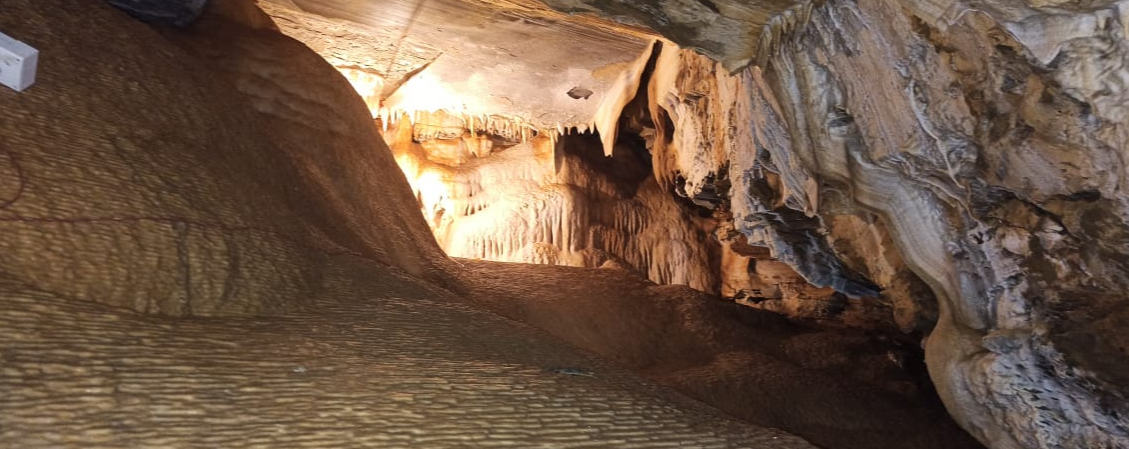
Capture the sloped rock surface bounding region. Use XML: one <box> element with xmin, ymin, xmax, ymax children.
<box><xmin>457</xmin><ymin>259</ymin><xmax>983</xmax><ymax>449</ymax></box>
<box><xmin>0</xmin><ymin>0</ymin><xmax>449</xmax><ymax>315</ymax></box>
<box><xmin>0</xmin><ymin>257</ymin><xmax>817</xmax><ymax>448</ymax></box>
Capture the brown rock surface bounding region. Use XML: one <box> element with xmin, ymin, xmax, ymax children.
<box><xmin>456</xmin><ymin>259</ymin><xmax>984</xmax><ymax>449</ymax></box>
<box><xmin>0</xmin><ymin>0</ymin><xmax>450</xmax><ymax>316</ymax></box>
<box><xmin>0</xmin><ymin>257</ymin><xmax>817</xmax><ymax>448</ymax></box>
<box><xmin>5</xmin><ymin>0</ymin><xmax>1128</xmax><ymax>448</ymax></box>
<box><xmin>569</xmin><ymin>0</ymin><xmax>1129</xmax><ymax>447</ymax></box>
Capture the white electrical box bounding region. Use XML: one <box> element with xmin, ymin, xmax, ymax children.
<box><xmin>0</xmin><ymin>31</ymin><xmax>37</xmax><ymax>92</ymax></box>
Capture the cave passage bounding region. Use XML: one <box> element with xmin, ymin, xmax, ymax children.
<box><xmin>5</xmin><ymin>1</ymin><xmax>1128</xmax><ymax>449</ymax></box>
<box><xmin>376</xmin><ymin>43</ymin><xmax>909</xmax><ymax>331</ymax></box>
<box><xmin>0</xmin><ymin>2</ymin><xmax>977</xmax><ymax>449</ymax></box>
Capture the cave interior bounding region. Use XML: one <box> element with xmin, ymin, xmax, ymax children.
<box><xmin>1</xmin><ymin>0</ymin><xmax>1128</xmax><ymax>448</ymax></box>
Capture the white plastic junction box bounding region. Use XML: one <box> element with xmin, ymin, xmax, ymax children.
<box><xmin>0</xmin><ymin>30</ymin><xmax>37</xmax><ymax>92</ymax></box>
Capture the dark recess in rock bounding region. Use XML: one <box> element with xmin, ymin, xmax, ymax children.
<box><xmin>568</xmin><ymin>86</ymin><xmax>594</xmax><ymax>99</ymax></box>
<box><xmin>103</xmin><ymin>0</ymin><xmax>208</xmax><ymax>26</ymax></box>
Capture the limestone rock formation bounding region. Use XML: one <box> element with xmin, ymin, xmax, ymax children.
<box><xmin>384</xmin><ymin>113</ymin><xmax>720</xmax><ymax>291</ymax></box>
<box><xmin>765</xmin><ymin>3</ymin><xmax>1129</xmax><ymax>446</ymax></box>
<box><xmin>0</xmin><ymin>0</ymin><xmax>450</xmax><ymax>316</ymax></box>
<box><xmin>533</xmin><ymin>0</ymin><xmax>800</xmax><ymax>71</ymax></box>
<box><xmin>557</xmin><ymin>0</ymin><xmax>1129</xmax><ymax>447</ymax></box>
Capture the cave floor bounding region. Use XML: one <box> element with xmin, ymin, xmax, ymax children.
<box><xmin>1</xmin><ymin>255</ymin><xmax>982</xmax><ymax>449</ymax></box>
<box><xmin>0</xmin><ymin>256</ymin><xmax>812</xmax><ymax>448</ymax></box>
<box><xmin>456</xmin><ymin>259</ymin><xmax>986</xmax><ymax>449</ymax></box>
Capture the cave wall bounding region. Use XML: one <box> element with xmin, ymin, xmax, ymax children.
<box><xmin>0</xmin><ymin>0</ymin><xmax>451</xmax><ymax>316</ymax></box>
<box><xmin>763</xmin><ymin>2</ymin><xmax>1129</xmax><ymax>446</ymax></box>
<box><xmin>606</xmin><ymin>0</ymin><xmax>1129</xmax><ymax>447</ymax></box>
<box><xmin>255</xmin><ymin>0</ymin><xmax>897</xmax><ymax>327</ymax></box>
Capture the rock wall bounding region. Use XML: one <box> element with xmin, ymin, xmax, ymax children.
<box><xmin>0</xmin><ymin>0</ymin><xmax>450</xmax><ymax>316</ymax></box>
<box><xmin>601</xmin><ymin>0</ymin><xmax>1129</xmax><ymax>447</ymax></box>
<box><xmin>762</xmin><ymin>2</ymin><xmax>1129</xmax><ymax>446</ymax></box>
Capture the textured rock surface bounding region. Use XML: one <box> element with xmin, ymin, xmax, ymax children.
<box><xmin>565</xmin><ymin>0</ymin><xmax>1129</xmax><ymax>447</ymax></box>
<box><xmin>761</xmin><ymin>2</ymin><xmax>1129</xmax><ymax>447</ymax></box>
<box><xmin>386</xmin><ymin>117</ymin><xmax>720</xmax><ymax>292</ymax></box>
<box><xmin>260</xmin><ymin>0</ymin><xmax>652</xmax><ymax>132</ymax></box>
<box><xmin>0</xmin><ymin>257</ymin><xmax>817</xmax><ymax>448</ymax></box>
<box><xmin>457</xmin><ymin>260</ymin><xmax>984</xmax><ymax>449</ymax></box>
<box><xmin>532</xmin><ymin>0</ymin><xmax>800</xmax><ymax>71</ymax></box>
<box><xmin>0</xmin><ymin>0</ymin><xmax>450</xmax><ymax>316</ymax></box>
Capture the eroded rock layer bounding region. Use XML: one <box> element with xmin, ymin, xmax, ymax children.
<box><xmin>1</xmin><ymin>256</ymin><xmax>818</xmax><ymax>449</ymax></box>
<box><xmin>0</xmin><ymin>0</ymin><xmax>453</xmax><ymax>316</ymax></box>
<box><xmin>765</xmin><ymin>3</ymin><xmax>1129</xmax><ymax>447</ymax></box>
<box><xmin>457</xmin><ymin>260</ymin><xmax>984</xmax><ymax>449</ymax></box>
<box><xmin>385</xmin><ymin>114</ymin><xmax>720</xmax><ymax>292</ymax></box>
<box><xmin>582</xmin><ymin>0</ymin><xmax>1129</xmax><ymax>447</ymax></box>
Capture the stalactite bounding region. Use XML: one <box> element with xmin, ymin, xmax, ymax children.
<box><xmin>385</xmin><ymin>114</ymin><xmax>718</xmax><ymax>292</ymax></box>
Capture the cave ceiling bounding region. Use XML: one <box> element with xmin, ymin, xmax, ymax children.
<box><xmin>260</xmin><ymin>0</ymin><xmax>656</xmax><ymax>130</ymax></box>
<box><xmin>258</xmin><ymin>0</ymin><xmax>804</xmax><ymax>131</ymax></box>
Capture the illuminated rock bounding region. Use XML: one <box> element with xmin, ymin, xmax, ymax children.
<box><xmin>386</xmin><ymin>114</ymin><xmax>719</xmax><ymax>292</ymax></box>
